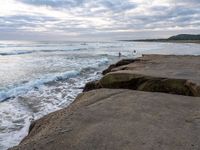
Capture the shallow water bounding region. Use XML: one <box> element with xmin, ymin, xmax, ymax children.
<box><xmin>0</xmin><ymin>41</ymin><xmax>200</xmax><ymax>150</ymax></box>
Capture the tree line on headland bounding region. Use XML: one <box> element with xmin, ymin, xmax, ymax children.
<box><xmin>122</xmin><ymin>34</ymin><xmax>200</xmax><ymax>43</ymax></box>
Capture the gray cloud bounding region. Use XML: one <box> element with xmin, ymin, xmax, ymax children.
<box><xmin>174</xmin><ymin>0</ymin><xmax>200</xmax><ymax>4</ymax></box>
<box><xmin>18</xmin><ymin>0</ymin><xmax>137</xmax><ymax>13</ymax></box>
<box><xmin>0</xmin><ymin>0</ymin><xmax>200</xmax><ymax>40</ymax></box>
<box><xmin>0</xmin><ymin>15</ymin><xmax>58</xmax><ymax>31</ymax></box>
<box><xmin>18</xmin><ymin>0</ymin><xmax>85</xmax><ymax>8</ymax></box>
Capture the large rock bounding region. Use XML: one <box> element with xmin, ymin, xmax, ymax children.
<box><xmin>103</xmin><ymin>55</ymin><xmax>200</xmax><ymax>83</ymax></box>
<box><xmin>102</xmin><ymin>58</ymin><xmax>140</xmax><ymax>75</ymax></box>
<box><xmin>83</xmin><ymin>80</ymin><xmax>101</xmax><ymax>92</ymax></box>
<box><xmin>10</xmin><ymin>89</ymin><xmax>200</xmax><ymax>150</ymax></box>
<box><xmin>99</xmin><ymin>71</ymin><xmax>199</xmax><ymax>96</ymax></box>
<box><xmin>85</xmin><ymin>55</ymin><xmax>200</xmax><ymax>96</ymax></box>
<box><xmin>10</xmin><ymin>55</ymin><xmax>200</xmax><ymax>150</ymax></box>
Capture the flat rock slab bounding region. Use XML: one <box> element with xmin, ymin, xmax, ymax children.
<box><xmin>110</xmin><ymin>55</ymin><xmax>200</xmax><ymax>84</ymax></box>
<box><xmin>95</xmin><ymin>55</ymin><xmax>200</xmax><ymax>96</ymax></box>
<box><xmin>10</xmin><ymin>89</ymin><xmax>200</xmax><ymax>150</ymax></box>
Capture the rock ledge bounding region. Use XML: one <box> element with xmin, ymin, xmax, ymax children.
<box><xmin>10</xmin><ymin>55</ymin><xmax>200</xmax><ymax>150</ymax></box>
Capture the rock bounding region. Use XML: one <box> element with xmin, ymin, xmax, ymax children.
<box><xmin>9</xmin><ymin>89</ymin><xmax>200</xmax><ymax>150</ymax></box>
<box><xmin>10</xmin><ymin>55</ymin><xmax>200</xmax><ymax>150</ymax></box>
<box><xmin>99</xmin><ymin>71</ymin><xmax>197</xmax><ymax>96</ymax></box>
<box><xmin>110</xmin><ymin>55</ymin><xmax>200</xmax><ymax>84</ymax></box>
<box><xmin>83</xmin><ymin>80</ymin><xmax>101</xmax><ymax>92</ymax></box>
<box><xmin>102</xmin><ymin>58</ymin><xmax>139</xmax><ymax>75</ymax></box>
<box><xmin>87</xmin><ymin>55</ymin><xmax>200</xmax><ymax>96</ymax></box>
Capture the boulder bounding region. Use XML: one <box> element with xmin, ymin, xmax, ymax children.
<box><xmin>99</xmin><ymin>71</ymin><xmax>199</xmax><ymax>96</ymax></box>
<box><xmin>86</xmin><ymin>55</ymin><xmax>200</xmax><ymax>97</ymax></box>
<box><xmin>10</xmin><ymin>55</ymin><xmax>200</xmax><ymax>150</ymax></box>
<box><xmin>10</xmin><ymin>89</ymin><xmax>200</xmax><ymax>150</ymax></box>
<box><xmin>83</xmin><ymin>80</ymin><xmax>101</xmax><ymax>92</ymax></box>
<box><xmin>102</xmin><ymin>58</ymin><xmax>139</xmax><ymax>75</ymax></box>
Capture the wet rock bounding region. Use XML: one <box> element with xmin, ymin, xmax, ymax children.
<box><xmin>102</xmin><ymin>58</ymin><xmax>139</xmax><ymax>75</ymax></box>
<box><xmin>83</xmin><ymin>80</ymin><xmax>101</xmax><ymax>92</ymax></box>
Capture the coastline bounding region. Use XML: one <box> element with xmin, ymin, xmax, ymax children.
<box><xmin>121</xmin><ymin>40</ymin><xmax>200</xmax><ymax>44</ymax></box>
<box><xmin>10</xmin><ymin>54</ymin><xmax>200</xmax><ymax>150</ymax></box>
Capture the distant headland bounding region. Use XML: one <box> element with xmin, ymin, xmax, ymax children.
<box><xmin>122</xmin><ymin>34</ymin><xmax>200</xmax><ymax>43</ymax></box>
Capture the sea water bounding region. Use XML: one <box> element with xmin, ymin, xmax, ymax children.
<box><xmin>0</xmin><ymin>41</ymin><xmax>200</xmax><ymax>150</ymax></box>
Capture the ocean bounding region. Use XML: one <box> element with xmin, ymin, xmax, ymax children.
<box><xmin>0</xmin><ymin>41</ymin><xmax>200</xmax><ymax>150</ymax></box>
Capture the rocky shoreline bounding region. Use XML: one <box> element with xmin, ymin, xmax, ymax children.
<box><xmin>10</xmin><ymin>54</ymin><xmax>200</xmax><ymax>150</ymax></box>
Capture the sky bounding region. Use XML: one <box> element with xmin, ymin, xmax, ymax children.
<box><xmin>0</xmin><ymin>0</ymin><xmax>200</xmax><ymax>41</ymax></box>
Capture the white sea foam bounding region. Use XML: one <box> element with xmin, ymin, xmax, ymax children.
<box><xmin>0</xmin><ymin>50</ymin><xmax>34</xmax><ymax>56</ymax></box>
<box><xmin>0</xmin><ymin>68</ymin><xmax>102</xmax><ymax>150</ymax></box>
<box><xmin>0</xmin><ymin>57</ymin><xmax>109</xmax><ymax>102</ymax></box>
<box><xmin>0</xmin><ymin>48</ymin><xmax>88</xmax><ymax>56</ymax></box>
<box><xmin>0</xmin><ymin>70</ymin><xmax>79</xmax><ymax>102</ymax></box>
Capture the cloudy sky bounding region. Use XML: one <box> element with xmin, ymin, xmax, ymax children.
<box><xmin>0</xmin><ymin>0</ymin><xmax>200</xmax><ymax>41</ymax></box>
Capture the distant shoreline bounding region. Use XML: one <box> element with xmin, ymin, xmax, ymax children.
<box><xmin>120</xmin><ymin>40</ymin><xmax>200</xmax><ymax>44</ymax></box>
<box><xmin>121</xmin><ymin>34</ymin><xmax>200</xmax><ymax>44</ymax></box>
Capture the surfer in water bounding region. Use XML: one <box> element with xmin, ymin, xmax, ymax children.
<box><xmin>118</xmin><ymin>52</ymin><xmax>122</xmax><ymax>57</ymax></box>
<box><xmin>132</xmin><ymin>50</ymin><xmax>137</xmax><ymax>56</ymax></box>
